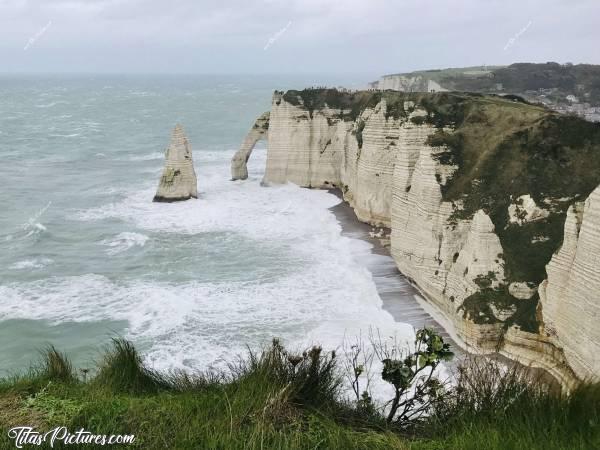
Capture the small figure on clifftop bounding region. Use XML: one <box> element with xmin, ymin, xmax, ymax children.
<box><xmin>153</xmin><ymin>124</ymin><xmax>198</xmax><ymax>202</ymax></box>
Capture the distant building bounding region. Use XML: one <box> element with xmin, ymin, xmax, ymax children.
<box><xmin>566</xmin><ymin>95</ymin><xmax>579</xmax><ymax>103</ymax></box>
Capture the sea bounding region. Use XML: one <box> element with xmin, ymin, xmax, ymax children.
<box><xmin>0</xmin><ymin>74</ymin><xmax>414</xmax><ymax>389</ymax></box>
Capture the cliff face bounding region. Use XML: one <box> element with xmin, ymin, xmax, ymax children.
<box><xmin>241</xmin><ymin>88</ymin><xmax>600</xmax><ymax>385</ymax></box>
<box><xmin>154</xmin><ymin>125</ymin><xmax>198</xmax><ymax>202</ymax></box>
<box><xmin>264</xmin><ymin>92</ymin><xmax>411</xmax><ymax>226</ymax></box>
<box><xmin>372</xmin><ymin>74</ymin><xmax>448</xmax><ymax>93</ymax></box>
<box><xmin>539</xmin><ymin>188</ymin><xmax>600</xmax><ymax>381</ymax></box>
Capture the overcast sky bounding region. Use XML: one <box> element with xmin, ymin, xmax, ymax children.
<box><xmin>1</xmin><ymin>0</ymin><xmax>598</xmax><ymax>76</ymax></box>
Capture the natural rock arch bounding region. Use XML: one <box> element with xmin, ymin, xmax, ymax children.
<box><xmin>231</xmin><ymin>112</ymin><xmax>269</xmax><ymax>180</ymax></box>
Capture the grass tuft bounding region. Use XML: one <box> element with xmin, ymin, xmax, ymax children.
<box><xmin>93</xmin><ymin>338</ymin><xmax>168</xmax><ymax>395</ymax></box>
<box><xmin>38</xmin><ymin>346</ymin><xmax>76</xmax><ymax>383</ymax></box>
<box><xmin>1</xmin><ymin>339</ymin><xmax>599</xmax><ymax>449</ymax></box>
<box><xmin>235</xmin><ymin>339</ymin><xmax>341</xmax><ymax>410</ymax></box>
<box><xmin>425</xmin><ymin>356</ymin><xmax>600</xmax><ymax>449</ymax></box>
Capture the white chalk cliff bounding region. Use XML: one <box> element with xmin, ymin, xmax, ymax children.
<box><xmin>153</xmin><ymin>125</ymin><xmax>198</xmax><ymax>202</ymax></box>
<box><xmin>263</xmin><ymin>93</ymin><xmax>403</xmax><ymax>226</ymax></box>
<box><xmin>236</xmin><ymin>90</ymin><xmax>600</xmax><ymax>386</ymax></box>
<box><xmin>539</xmin><ymin>188</ymin><xmax>600</xmax><ymax>381</ymax></box>
<box><xmin>370</xmin><ymin>75</ymin><xmax>448</xmax><ymax>93</ymax></box>
<box><xmin>231</xmin><ymin>112</ymin><xmax>270</xmax><ymax>180</ymax></box>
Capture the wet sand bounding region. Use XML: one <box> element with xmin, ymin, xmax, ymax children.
<box><xmin>330</xmin><ymin>199</ymin><xmax>463</xmax><ymax>359</ymax></box>
<box><xmin>331</xmin><ymin>196</ymin><xmax>560</xmax><ymax>388</ymax></box>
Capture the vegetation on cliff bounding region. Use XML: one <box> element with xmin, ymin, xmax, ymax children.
<box><xmin>279</xmin><ymin>87</ymin><xmax>600</xmax><ymax>330</ymax></box>
<box><xmin>423</xmin><ymin>93</ymin><xmax>600</xmax><ymax>328</ymax></box>
<box><xmin>380</xmin><ymin>62</ymin><xmax>600</xmax><ymax>105</ymax></box>
<box><xmin>1</xmin><ymin>335</ymin><xmax>599</xmax><ymax>449</ymax></box>
<box><xmin>282</xmin><ymin>89</ymin><xmax>383</xmax><ymax>121</ymax></box>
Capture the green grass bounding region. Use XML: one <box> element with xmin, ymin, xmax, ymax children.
<box><xmin>424</xmin><ymin>357</ymin><xmax>600</xmax><ymax>450</ymax></box>
<box><xmin>38</xmin><ymin>346</ymin><xmax>76</xmax><ymax>383</ymax></box>
<box><xmin>93</xmin><ymin>338</ymin><xmax>169</xmax><ymax>395</ymax></box>
<box><xmin>1</xmin><ymin>340</ymin><xmax>599</xmax><ymax>449</ymax></box>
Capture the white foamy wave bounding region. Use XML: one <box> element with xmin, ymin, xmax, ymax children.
<box><xmin>101</xmin><ymin>232</ymin><xmax>149</xmax><ymax>255</ymax></box>
<box><xmin>0</xmin><ymin>256</ymin><xmax>407</xmax><ymax>379</ymax></box>
<box><xmin>0</xmin><ymin>240</ymin><xmax>414</xmax><ymax>403</ymax></box>
<box><xmin>13</xmin><ymin>148</ymin><xmax>411</xmax><ymax>370</ymax></box>
<box><xmin>9</xmin><ymin>258</ymin><xmax>54</xmax><ymax>270</ymax></box>
<box><xmin>72</xmin><ymin>150</ymin><xmax>337</xmax><ymax>253</ymax></box>
<box><xmin>9</xmin><ymin>149</ymin><xmax>426</xmax><ymax>402</ymax></box>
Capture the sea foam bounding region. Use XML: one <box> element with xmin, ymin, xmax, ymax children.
<box><xmin>2</xmin><ymin>149</ymin><xmax>417</xmax><ymax>403</ymax></box>
<box><xmin>101</xmin><ymin>232</ymin><xmax>149</xmax><ymax>255</ymax></box>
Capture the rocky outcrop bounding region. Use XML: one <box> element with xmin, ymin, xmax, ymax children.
<box><xmin>391</xmin><ymin>150</ymin><xmax>506</xmax><ymax>319</ymax></box>
<box><xmin>153</xmin><ymin>125</ymin><xmax>198</xmax><ymax>202</ymax></box>
<box><xmin>264</xmin><ymin>98</ymin><xmax>348</xmax><ymax>189</ymax></box>
<box><xmin>500</xmin><ymin>327</ymin><xmax>578</xmax><ymax>390</ymax></box>
<box><xmin>263</xmin><ymin>92</ymin><xmax>404</xmax><ymax>226</ymax></box>
<box><xmin>539</xmin><ymin>188</ymin><xmax>600</xmax><ymax>382</ymax></box>
<box><xmin>239</xmin><ymin>88</ymin><xmax>600</xmax><ymax>386</ymax></box>
<box><xmin>508</xmin><ymin>282</ymin><xmax>537</xmax><ymax>300</ymax></box>
<box><xmin>231</xmin><ymin>112</ymin><xmax>270</xmax><ymax>180</ymax></box>
<box><xmin>508</xmin><ymin>195</ymin><xmax>550</xmax><ymax>225</ymax></box>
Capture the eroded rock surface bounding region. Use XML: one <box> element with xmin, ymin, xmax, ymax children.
<box><xmin>508</xmin><ymin>194</ymin><xmax>550</xmax><ymax>225</ymax></box>
<box><xmin>539</xmin><ymin>188</ymin><xmax>600</xmax><ymax>381</ymax></box>
<box><xmin>243</xmin><ymin>88</ymin><xmax>600</xmax><ymax>386</ymax></box>
<box><xmin>231</xmin><ymin>112</ymin><xmax>270</xmax><ymax>180</ymax></box>
<box><xmin>153</xmin><ymin>124</ymin><xmax>198</xmax><ymax>202</ymax></box>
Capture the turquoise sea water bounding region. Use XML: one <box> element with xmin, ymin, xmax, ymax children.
<box><xmin>0</xmin><ymin>75</ymin><xmax>409</xmax><ymax>377</ymax></box>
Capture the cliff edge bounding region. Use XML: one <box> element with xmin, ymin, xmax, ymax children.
<box><xmin>235</xmin><ymin>88</ymin><xmax>600</xmax><ymax>386</ymax></box>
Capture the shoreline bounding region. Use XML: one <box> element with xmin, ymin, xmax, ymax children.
<box><xmin>329</xmin><ymin>192</ymin><xmax>561</xmax><ymax>388</ymax></box>
<box><xmin>329</xmin><ymin>195</ymin><xmax>464</xmax><ymax>360</ymax></box>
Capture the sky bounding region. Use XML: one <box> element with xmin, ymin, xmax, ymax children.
<box><xmin>1</xmin><ymin>0</ymin><xmax>599</xmax><ymax>76</ymax></box>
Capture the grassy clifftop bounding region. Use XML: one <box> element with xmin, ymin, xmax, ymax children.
<box><xmin>280</xmin><ymin>88</ymin><xmax>600</xmax><ymax>329</ymax></box>
<box><xmin>1</xmin><ymin>339</ymin><xmax>599</xmax><ymax>449</ymax></box>
<box><xmin>419</xmin><ymin>93</ymin><xmax>600</xmax><ymax>328</ymax></box>
<box><xmin>379</xmin><ymin>62</ymin><xmax>600</xmax><ymax>105</ymax></box>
